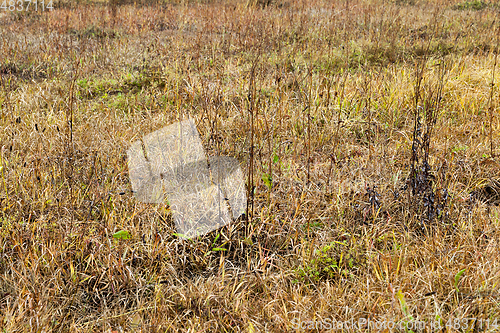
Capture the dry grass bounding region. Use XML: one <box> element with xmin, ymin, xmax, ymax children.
<box><xmin>0</xmin><ymin>0</ymin><xmax>500</xmax><ymax>331</ymax></box>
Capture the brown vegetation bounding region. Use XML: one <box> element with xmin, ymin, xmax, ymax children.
<box><xmin>0</xmin><ymin>0</ymin><xmax>499</xmax><ymax>331</ymax></box>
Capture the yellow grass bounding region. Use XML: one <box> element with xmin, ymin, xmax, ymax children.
<box><xmin>0</xmin><ymin>0</ymin><xmax>499</xmax><ymax>331</ymax></box>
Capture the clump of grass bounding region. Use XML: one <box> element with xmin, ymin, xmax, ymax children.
<box><xmin>453</xmin><ymin>0</ymin><xmax>490</xmax><ymax>10</ymax></box>
<box><xmin>471</xmin><ymin>179</ymin><xmax>500</xmax><ymax>206</ymax></box>
<box><xmin>1</xmin><ymin>0</ymin><xmax>500</xmax><ymax>331</ymax></box>
<box><xmin>294</xmin><ymin>241</ymin><xmax>362</xmax><ymax>284</ymax></box>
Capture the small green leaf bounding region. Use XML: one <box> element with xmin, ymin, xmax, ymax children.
<box><xmin>454</xmin><ymin>268</ymin><xmax>466</xmax><ymax>292</ymax></box>
<box><xmin>452</xmin><ymin>145</ymin><xmax>468</xmax><ymax>153</ymax></box>
<box><xmin>112</xmin><ymin>230</ymin><xmax>131</xmax><ymax>240</ymax></box>
<box><xmin>213</xmin><ymin>233</ymin><xmax>220</xmax><ymax>245</ymax></box>
<box><xmin>262</xmin><ymin>173</ymin><xmax>272</xmax><ymax>189</ymax></box>
<box><xmin>211</xmin><ymin>247</ymin><xmax>227</xmax><ymax>252</ymax></box>
<box><xmin>173</xmin><ymin>233</ymin><xmax>193</xmax><ymax>242</ymax></box>
<box><xmin>273</xmin><ymin>154</ymin><xmax>279</xmax><ymax>164</ymax></box>
<box><xmin>396</xmin><ymin>290</ymin><xmax>413</xmax><ymax>320</ymax></box>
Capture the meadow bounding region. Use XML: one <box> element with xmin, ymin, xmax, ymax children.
<box><xmin>0</xmin><ymin>0</ymin><xmax>500</xmax><ymax>331</ymax></box>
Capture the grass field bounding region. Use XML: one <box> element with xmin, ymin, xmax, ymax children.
<box><xmin>1</xmin><ymin>0</ymin><xmax>500</xmax><ymax>331</ymax></box>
